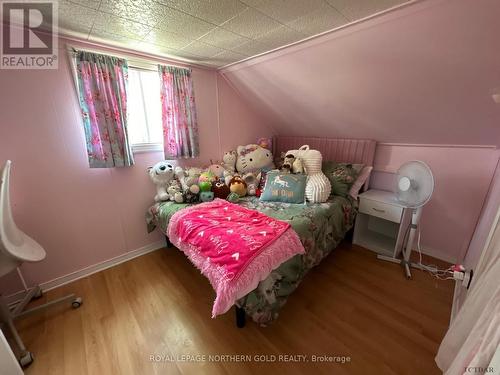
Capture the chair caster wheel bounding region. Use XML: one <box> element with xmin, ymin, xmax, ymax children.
<box><xmin>72</xmin><ymin>297</ymin><xmax>83</xmax><ymax>308</ymax></box>
<box><xmin>19</xmin><ymin>351</ymin><xmax>34</xmax><ymax>368</ymax></box>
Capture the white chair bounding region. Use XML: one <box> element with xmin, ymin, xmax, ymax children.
<box><xmin>0</xmin><ymin>160</ymin><xmax>82</xmax><ymax>368</ymax></box>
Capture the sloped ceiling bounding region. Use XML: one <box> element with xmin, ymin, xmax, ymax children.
<box><xmin>55</xmin><ymin>0</ymin><xmax>409</xmax><ymax>67</ymax></box>
<box><xmin>221</xmin><ymin>0</ymin><xmax>500</xmax><ymax>146</ymax></box>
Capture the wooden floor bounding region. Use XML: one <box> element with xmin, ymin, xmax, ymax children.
<box><xmin>14</xmin><ymin>242</ymin><xmax>453</xmax><ymax>375</ymax></box>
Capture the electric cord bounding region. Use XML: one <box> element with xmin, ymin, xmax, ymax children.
<box><xmin>399</xmin><ymin>220</ymin><xmax>454</xmax><ymax>279</ymax></box>
<box><xmin>415</xmin><ymin>228</ymin><xmax>454</xmax><ymax>280</ymax></box>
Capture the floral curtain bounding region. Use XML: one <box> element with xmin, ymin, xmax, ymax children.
<box><xmin>158</xmin><ymin>65</ymin><xmax>199</xmax><ymax>158</ymax></box>
<box><xmin>75</xmin><ymin>51</ymin><xmax>134</xmax><ymax>168</ymax></box>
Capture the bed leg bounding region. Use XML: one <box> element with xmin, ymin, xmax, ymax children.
<box><xmin>345</xmin><ymin>227</ymin><xmax>354</xmax><ymax>243</ymax></box>
<box><xmin>165</xmin><ymin>236</ymin><xmax>173</xmax><ymax>248</ymax></box>
<box><xmin>235</xmin><ymin>306</ymin><xmax>246</xmax><ymax>328</ymax></box>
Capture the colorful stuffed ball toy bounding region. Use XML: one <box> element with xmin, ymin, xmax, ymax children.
<box><xmin>199</xmin><ymin>171</ymin><xmax>216</xmax><ymax>183</ymax></box>
<box><xmin>199</xmin><ymin>171</ymin><xmax>216</xmax><ymax>192</ymax></box>
<box><xmin>199</xmin><ymin>181</ymin><xmax>212</xmax><ymax>192</ymax></box>
<box><xmin>200</xmin><ymin>191</ymin><xmax>214</xmax><ymax>202</ymax></box>
<box><xmin>226</xmin><ymin>192</ymin><xmax>239</xmax><ymax>203</ymax></box>
<box><xmin>229</xmin><ymin>176</ymin><xmax>247</xmax><ymax>197</ymax></box>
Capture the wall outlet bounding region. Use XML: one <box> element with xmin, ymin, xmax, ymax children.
<box><xmin>462</xmin><ymin>270</ymin><xmax>473</xmax><ymax>289</ymax></box>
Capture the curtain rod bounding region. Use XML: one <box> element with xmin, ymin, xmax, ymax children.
<box><xmin>63</xmin><ymin>37</ymin><xmax>213</xmax><ymax>71</ymax></box>
<box><xmin>66</xmin><ymin>44</ymin><xmax>193</xmax><ymax>72</ymax></box>
<box><xmin>67</xmin><ymin>45</ymin><xmax>158</xmax><ymax>72</ymax></box>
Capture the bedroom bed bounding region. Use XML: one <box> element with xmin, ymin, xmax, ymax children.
<box><xmin>146</xmin><ymin>136</ymin><xmax>376</xmax><ymax>326</ymax></box>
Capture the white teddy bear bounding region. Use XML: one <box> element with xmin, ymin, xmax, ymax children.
<box><xmin>148</xmin><ymin>161</ymin><xmax>175</xmax><ymax>202</ymax></box>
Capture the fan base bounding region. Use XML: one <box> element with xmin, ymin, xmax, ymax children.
<box><xmin>376</xmin><ymin>255</ymin><xmax>436</xmax><ymax>279</ymax></box>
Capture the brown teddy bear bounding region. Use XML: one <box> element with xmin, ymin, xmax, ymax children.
<box><xmin>212</xmin><ymin>180</ymin><xmax>230</xmax><ymax>199</ymax></box>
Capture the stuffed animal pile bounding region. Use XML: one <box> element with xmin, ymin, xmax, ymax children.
<box><xmin>148</xmin><ymin>139</ymin><xmax>275</xmax><ymax>204</ymax></box>
<box><xmin>148</xmin><ymin>140</ymin><xmax>332</xmax><ymax>205</ymax></box>
<box><xmin>175</xmin><ymin>166</ymin><xmax>201</xmax><ymax>203</ymax></box>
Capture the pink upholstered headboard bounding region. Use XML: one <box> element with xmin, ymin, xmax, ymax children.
<box><xmin>273</xmin><ymin>136</ymin><xmax>377</xmax><ymax>189</ymax></box>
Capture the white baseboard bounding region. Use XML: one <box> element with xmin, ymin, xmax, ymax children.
<box><xmin>5</xmin><ymin>240</ymin><xmax>166</xmax><ymax>306</ymax></box>
<box><xmin>417</xmin><ymin>245</ymin><xmax>457</xmax><ymax>264</ymax></box>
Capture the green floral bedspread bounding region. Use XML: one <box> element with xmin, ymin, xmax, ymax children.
<box><xmin>146</xmin><ymin>196</ymin><xmax>358</xmax><ymax>325</ymax></box>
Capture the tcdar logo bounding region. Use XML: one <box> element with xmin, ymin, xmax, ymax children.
<box><xmin>1</xmin><ymin>0</ymin><xmax>58</xmax><ymax>69</ymax></box>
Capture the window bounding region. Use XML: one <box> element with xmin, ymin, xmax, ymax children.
<box><xmin>127</xmin><ymin>68</ymin><xmax>163</xmax><ymax>152</ymax></box>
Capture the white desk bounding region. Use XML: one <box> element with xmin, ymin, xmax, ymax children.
<box><xmin>0</xmin><ymin>328</ymin><xmax>23</xmax><ymax>375</ymax></box>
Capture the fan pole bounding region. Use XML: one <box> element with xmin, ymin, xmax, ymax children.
<box><xmin>402</xmin><ymin>208</ymin><xmax>422</xmax><ymax>278</ymax></box>
<box><xmin>377</xmin><ymin>207</ymin><xmax>426</xmax><ymax>279</ymax></box>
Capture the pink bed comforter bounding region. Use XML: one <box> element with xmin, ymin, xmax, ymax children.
<box><xmin>167</xmin><ymin>199</ymin><xmax>305</xmax><ymax>317</ymax></box>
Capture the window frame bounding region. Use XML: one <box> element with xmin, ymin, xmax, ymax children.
<box><xmin>127</xmin><ymin>66</ymin><xmax>163</xmax><ymax>153</ymax></box>
<box><xmin>131</xmin><ymin>142</ymin><xmax>163</xmax><ymax>153</ymax></box>
<box><xmin>68</xmin><ymin>44</ymin><xmax>192</xmax><ymax>155</ymax></box>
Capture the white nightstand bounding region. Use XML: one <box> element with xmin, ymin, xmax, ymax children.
<box><xmin>353</xmin><ymin>189</ymin><xmax>409</xmax><ymax>257</ymax></box>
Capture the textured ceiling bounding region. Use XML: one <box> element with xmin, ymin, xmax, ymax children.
<box><xmin>55</xmin><ymin>0</ymin><xmax>409</xmax><ymax>67</ymax></box>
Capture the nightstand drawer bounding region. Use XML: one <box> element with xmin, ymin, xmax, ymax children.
<box><xmin>359</xmin><ymin>199</ymin><xmax>403</xmax><ymax>223</ymax></box>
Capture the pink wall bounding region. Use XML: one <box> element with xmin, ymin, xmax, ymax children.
<box><xmin>221</xmin><ymin>0</ymin><xmax>500</xmax><ymax>147</ymax></box>
<box><xmin>217</xmin><ymin>74</ymin><xmax>275</xmax><ymax>153</ymax></box>
<box><xmin>219</xmin><ymin>0</ymin><xmax>500</xmax><ymax>262</ymax></box>
<box><xmin>452</xmin><ymin>153</ymin><xmax>499</xmax><ymax>315</ymax></box>
<box><xmin>0</xmin><ymin>38</ymin><xmax>268</xmax><ymax>295</ymax></box>
<box><xmin>463</xmin><ymin>156</ymin><xmax>500</xmax><ymax>269</ymax></box>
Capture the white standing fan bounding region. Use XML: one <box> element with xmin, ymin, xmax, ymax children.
<box><xmin>377</xmin><ymin>161</ymin><xmax>435</xmax><ymax>279</ymax></box>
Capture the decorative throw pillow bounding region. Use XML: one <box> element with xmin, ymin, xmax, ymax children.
<box><xmin>256</xmin><ymin>170</ymin><xmax>268</xmax><ymax>197</ymax></box>
<box><xmin>260</xmin><ymin>171</ymin><xmax>307</xmax><ymax>203</ymax></box>
<box><xmin>323</xmin><ymin>162</ymin><xmax>363</xmax><ymax>197</ymax></box>
<box><xmin>349</xmin><ymin>166</ymin><xmax>373</xmax><ymax>199</ymax></box>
